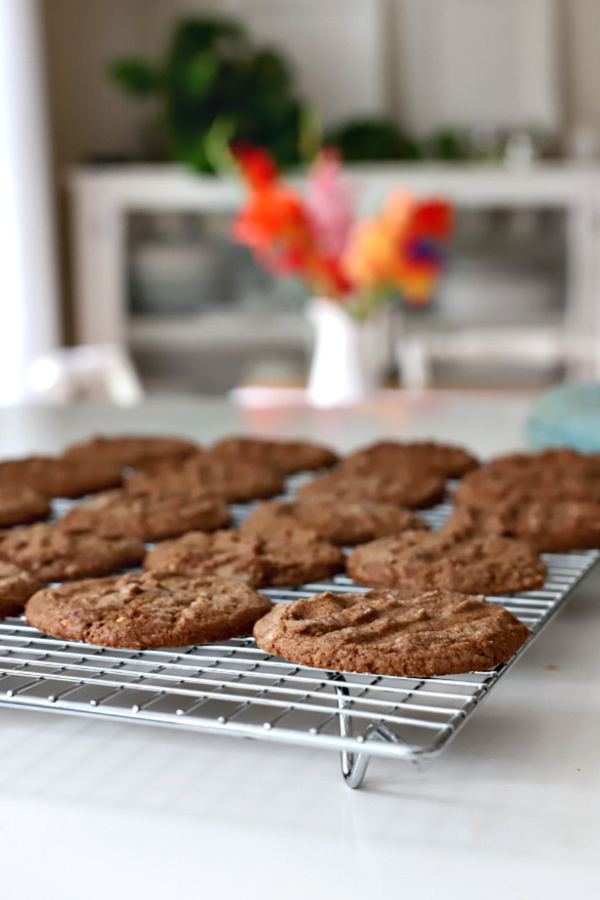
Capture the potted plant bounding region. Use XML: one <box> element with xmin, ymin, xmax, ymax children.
<box><xmin>110</xmin><ymin>17</ymin><xmax>316</xmax><ymax>172</ymax></box>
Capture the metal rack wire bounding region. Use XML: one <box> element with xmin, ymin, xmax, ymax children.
<box><xmin>0</xmin><ymin>484</ymin><xmax>597</xmax><ymax>789</ymax></box>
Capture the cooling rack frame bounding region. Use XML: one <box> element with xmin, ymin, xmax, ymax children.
<box><xmin>0</xmin><ymin>483</ymin><xmax>597</xmax><ymax>789</ymax></box>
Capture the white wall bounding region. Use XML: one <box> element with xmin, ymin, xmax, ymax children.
<box><xmin>42</xmin><ymin>0</ymin><xmax>163</xmax><ymax>168</ymax></box>
<box><xmin>393</xmin><ymin>0</ymin><xmax>560</xmax><ymax>136</ymax></box>
<box><xmin>562</xmin><ymin>0</ymin><xmax>600</xmax><ymax>135</ymax></box>
<box><xmin>219</xmin><ymin>0</ymin><xmax>386</xmax><ymax>128</ymax></box>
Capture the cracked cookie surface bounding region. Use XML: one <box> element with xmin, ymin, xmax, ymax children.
<box><xmin>444</xmin><ymin>502</ymin><xmax>600</xmax><ymax>553</ymax></box>
<box><xmin>60</xmin><ymin>487</ymin><xmax>231</xmax><ymax>542</ymax></box>
<box><xmin>144</xmin><ymin>528</ymin><xmax>344</xmax><ymax>588</ymax></box>
<box><xmin>0</xmin><ymin>485</ymin><xmax>51</xmax><ymax>527</ymax></box>
<box><xmin>0</xmin><ymin>522</ymin><xmax>144</xmax><ymax>582</ymax></box>
<box><xmin>0</xmin><ymin>456</ymin><xmax>124</xmax><ymax>498</ymax></box>
<box><xmin>241</xmin><ymin>498</ymin><xmax>428</xmax><ymax>546</ymax></box>
<box><xmin>125</xmin><ymin>456</ymin><xmax>285</xmax><ymax>503</ymax></box>
<box><xmin>208</xmin><ymin>436</ymin><xmax>339</xmax><ymax>474</ymax></box>
<box><xmin>25</xmin><ymin>572</ymin><xmax>272</xmax><ymax>649</ymax></box>
<box><xmin>63</xmin><ymin>434</ymin><xmax>200</xmax><ymax>469</ymax></box>
<box><xmin>342</xmin><ymin>441</ymin><xmax>479</xmax><ymax>479</ymax></box>
<box><xmin>346</xmin><ymin>530</ymin><xmax>547</xmax><ymax>595</ymax></box>
<box><xmin>297</xmin><ymin>468</ymin><xmax>446</xmax><ymax>510</ymax></box>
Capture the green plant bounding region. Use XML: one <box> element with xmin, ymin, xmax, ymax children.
<box><xmin>326</xmin><ymin>119</ymin><xmax>421</xmax><ymax>163</ymax></box>
<box><xmin>327</xmin><ymin>119</ymin><xmax>477</xmax><ymax>164</ymax></box>
<box><xmin>110</xmin><ymin>17</ymin><xmax>316</xmax><ymax>173</ymax></box>
<box><xmin>424</xmin><ymin>128</ymin><xmax>471</xmax><ymax>161</ymax></box>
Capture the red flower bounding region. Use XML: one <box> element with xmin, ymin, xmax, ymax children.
<box><xmin>408</xmin><ymin>201</ymin><xmax>453</xmax><ymax>241</ymax></box>
<box><xmin>231</xmin><ymin>144</ymin><xmax>278</xmax><ymax>190</ymax></box>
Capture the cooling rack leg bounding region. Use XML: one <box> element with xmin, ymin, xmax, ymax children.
<box><xmin>332</xmin><ymin>675</ymin><xmax>371</xmax><ymax>789</ymax></box>
<box><xmin>340</xmin><ymin>748</ymin><xmax>370</xmax><ymax>789</ymax></box>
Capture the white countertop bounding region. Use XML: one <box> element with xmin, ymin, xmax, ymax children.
<box><xmin>1</xmin><ymin>390</ymin><xmax>599</xmax><ymax>899</ymax></box>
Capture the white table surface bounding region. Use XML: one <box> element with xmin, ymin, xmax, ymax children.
<box><xmin>1</xmin><ymin>390</ymin><xmax>599</xmax><ymax>899</ymax></box>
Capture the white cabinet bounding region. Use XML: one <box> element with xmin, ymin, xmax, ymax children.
<box><xmin>68</xmin><ymin>162</ymin><xmax>600</xmax><ymax>388</ymax></box>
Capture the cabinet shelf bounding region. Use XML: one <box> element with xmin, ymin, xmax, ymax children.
<box><xmin>128</xmin><ymin>312</ymin><xmax>312</xmax><ymax>352</ymax></box>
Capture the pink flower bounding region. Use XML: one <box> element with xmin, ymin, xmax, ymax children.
<box><xmin>304</xmin><ymin>152</ymin><xmax>355</xmax><ymax>257</ymax></box>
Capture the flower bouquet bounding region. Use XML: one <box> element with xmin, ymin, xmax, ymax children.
<box><xmin>231</xmin><ymin>146</ymin><xmax>453</xmax><ymax>403</ymax></box>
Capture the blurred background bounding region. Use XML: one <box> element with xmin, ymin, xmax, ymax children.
<box><xmin>4</xmin><ymin>0</ymin><xmax>600</xmax><ymax>404</ymax></box>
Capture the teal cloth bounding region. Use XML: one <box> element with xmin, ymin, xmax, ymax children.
<box><xmin>526</xmin><ymin>382</ymin><xmax>600</xmax><ymax>452</ymax></box>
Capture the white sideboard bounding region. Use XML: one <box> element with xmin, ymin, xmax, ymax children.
<box><xmin>68</xmin><ymin>162</ymin><xmax>600</xmax><ymax>383</ymax></box>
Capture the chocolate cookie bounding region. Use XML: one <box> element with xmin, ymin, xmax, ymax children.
<box><xmin>0</xmin><ymin>561</ymin><xmax>42</xmax><ymax>618</ymax></box>
<box><xmin>444</xmin><ymin>502</ymin><xmax>600</xmax><ymax>553</ymax></box>
<box><xmin>0</xmin><ymin>523</ymin><xmax>144</xmax><ymax>582</ymax></box>
<box><xmin>144</xmin><ymin>529</ymin><xmax>344</xmax><ymax>588</ymax></box>
<box><xmin>342</xmin><ymin>441</ymin><xmax>480</xmax><ymax>479</ymax></box>
<box><xmin>253</xmin><ymin>588</ymin><xmax>531</xmax><ymax>677</ymax></box>
<box><xmin>241</xmin><ymin>498</ymin><xmax>429</xmax><ymax>546</ymax></box>
<box><xmin>0</xmin><ymin>485</ymin><xmax>51</xmax><ymax>527</ymax></box>
<box><xmin>297</xmin><ymin>468</ymin><xmax>446</xmax><ymax>509</ymax></box>
<box><xmin>62</xmin><ymin>434</ymin><xmax>200</xmax><ymax>469</ymax></box>
<box><xmin>125</xmin><ymin>456</ymin><xmax>285</xmax><ymax>503</ymax></box>
<box><xmin>59</xmin><ymin>487</ymin><xmax>231</xmax><ymax>542</ymax></box>
<box><xmin>25</xmin><ymin>572</ymin><xmax>272</xmax><ymax>649</ymax></box>
<box><xmin>346</xmin><ymin>530</ymin><xmax>547</xmax><ymax>595</ymax></box>
<box><xmin>454</xmin><ymin>463</ymin><xmax>600</xmax><ymax>508</ymax></box>
<box><xmin>0</xmin><ymin>456</ymin><xmax>124</xmax><ymax>498</ymax></box>
<box><xmin>208</xmin><ymin>436</ymin><xmax>339</xmax><ymax>474</ymax></box>
<box><xmin>489</xmin><ymin>448</ymin><xmax>600</xmax><ymax>477</ymax></box>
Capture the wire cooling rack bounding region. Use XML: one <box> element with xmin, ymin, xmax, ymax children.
<box><xmin>0</xmin><ymin>480</ymin><xmax>598</xmax><ymax>789</ymax></box>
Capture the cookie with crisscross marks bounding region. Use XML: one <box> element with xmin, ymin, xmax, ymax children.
<box><xmin>253</xmin><ymin>588</ymin><xmax>531</xmax><ymax>677</ymax></box>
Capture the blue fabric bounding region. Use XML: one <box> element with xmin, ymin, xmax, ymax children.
<box><xmin>526</xmin><ymin>382</ymin><xmax>600</xmax><ymax>452</ymax></box>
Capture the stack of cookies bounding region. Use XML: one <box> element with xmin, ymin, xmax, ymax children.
<box><xmin>1</xmin><ymin>433</ymin><xmax>597</xmax><ymax>680</ymax></box>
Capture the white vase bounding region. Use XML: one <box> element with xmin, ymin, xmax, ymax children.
<box><xmin>306</xmin><ymin>297</ymin><xmax>393</xmax><ymax>406</ymax></box>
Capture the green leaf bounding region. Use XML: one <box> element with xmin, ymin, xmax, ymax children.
<box><xmin>167</xmin><ymin>18</ymin><xmax>246</xmax><ymax>76</ymax></box>
<box><xmin>204</xmin><ymin>116</ymin><xmax>237</xmax><ymax>173</ymax></box>
<box><xmin>109</xmin><ymin>59</ymin><xmax>162</xmax><ymax>95</ymax></box>
<box><xmin>183</xmin><ymin>51</ymin><xmax>219</xmax><ymax>96</ymax></box>
<box><xmin>252</xmin><ymin>49</ymin><xmax>291</xmax><ymax>93</ymax></box>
